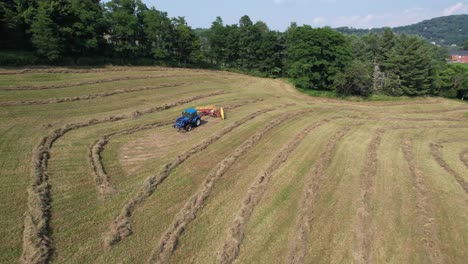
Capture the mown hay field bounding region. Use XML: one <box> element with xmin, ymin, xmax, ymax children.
<box><xmin>0</xmin><ymin>66</ymin><xmax>467</xmax><ymax>264</ymax></box>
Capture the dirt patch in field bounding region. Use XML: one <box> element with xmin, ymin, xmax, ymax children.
<box><xmin>401</xmin><ymin>136</ymin><xmax>443</xmax><ymax>264</ymax></box>
<box><xmin>148</xmin><ymin>110</ymin><xmax>314</xmax><ymax>264</ymax></box>
<box><xmin>286</xmin><ymin>126</ymin><xmax>351</xmax><ymax>264</ymax></box>
<box><xmin>103</xmin><ymin>107</ymin><xmax>279</xmax><ymax>248</ymax></box>
<box><xmin>119</xmin><ymin>120</ymin><xmax>219</xmax><ymax>174</ymax></box>
<box><xmin>430</xmin><ymin>143</ymin><xmax>468</xmax><ymax>193</ymax></box>
<box><xmin>353</xmin><ymin>128</ymin><xmax>384</xmax><ymax>264</ymax></box>
<box><xmin>0</xmin><ymin>82</ymin><xmax>205</xmax><ymax>106</ymax></box>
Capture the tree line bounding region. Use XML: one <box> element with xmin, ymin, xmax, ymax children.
<box><xmin>0</xmin><ymin>0</ymin><xmax>466</xmax><ymax>99</ymax></box>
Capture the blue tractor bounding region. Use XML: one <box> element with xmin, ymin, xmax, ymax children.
<box><xmin>173</xmin><ymin>108</ymin><xmax>202</xmax><ymax>131</ymax></box>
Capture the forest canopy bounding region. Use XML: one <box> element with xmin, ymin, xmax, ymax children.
<box><xmin>0</xmin><ymin>0</ymin><xmax>466</xmax><ymax>99</ymax></box>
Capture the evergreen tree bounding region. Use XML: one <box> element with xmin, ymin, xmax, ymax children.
<box><xmin>387</xmin><ymin>34</ymin><xmax>433</xmax><ymax>96</ymax></box>
<box><xmin>376</xmin><ymin>27</ymin><xmax>395</xmax><ymax>70</ymax></box>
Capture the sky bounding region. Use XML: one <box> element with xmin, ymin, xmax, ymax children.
<box><xmin>143</xmin><ymin>0</ymin><xmax>468</xmax><ymax>31</ymax></box>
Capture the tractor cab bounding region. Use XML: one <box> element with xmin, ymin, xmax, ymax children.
<box><xmin>173</xmin><ymin>108</ymin><xmax>201</xmax><ymax>131</ymax></box>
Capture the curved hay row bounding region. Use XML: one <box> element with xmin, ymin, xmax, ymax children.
<box><xmin>21</xmin><ymin>115</ymin><xmax>125</xmax><ymax>264</ymax></box>
<box><xmin>0</xmin><ymin>82</ymin><xmax>203</xmax><ymax>106</ymax></box>
<box><xmin>401</xmin><ymin>136</ymin><xmax>443</xmax><ymax>264</ymax></box>
<box><xmin>103</xmin><ymin>107</ymin><xmax>280</xmax><ymax>248</ymax></box>
<box><xmin>0</xmin><ymin>74</ymin><xmax>207</xmax><ymax>91</ymax></box>
<box><xmin>285</xmin><ymin>127</ymin><xmax>351</xmax><ymax>264</ymax></box>
<box><xmin>88</xmin><ymin>99</ymin><xmax>263</xmax><ymax>198</ymax></box>
<box><xmin>148</xmin><ymin>109</ymin><xmax>315</xmax><ymax>264</ymax></box>
<box><xmin>2</xmin><ymin>74</ymin><xmax>208</xmax><ymax>91</ymax></box>
<box><xmin>20</xmin><ymin>91</ymin><xmax>225</xmax><ymax>264</ymax></box>
<box><xmin>430</xmin><ymin>142</ymin><xmax>468</xmax><ymax>193</ymax></box>
<box><xmin>352</xmin><ymin>128</ymin><xmax>384</xmax><ymax>264</ymax></box>
<box><xmin>217</xmin><ymin>118</ymin><xmax>325</xmax><ymax>264</ymax></box>
<box><xmin>0</xmin><ymin>67</ymin><xmax>173</xmax><ymax>75</ymax></box>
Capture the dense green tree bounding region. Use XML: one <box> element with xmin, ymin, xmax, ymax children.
<box><xmin>66</xmin><ymin>0</ymin><xmax>107</xmax><ymax>57</ymax></box>
<box><xmin>29</xmin><ymin>2</ymin><xmax>62</xmax><ymax>61</ymax></box>
<box><xmin>143</xmin><ymin>8</ymin><xmax>173</xmax><ymax>61</ymax></box>
<box><xmin>286</xmin><ymin>26</ymin><xmax>351</xmax><ymax>90</ymax></box>
<box><xmin>438</xmin><ymin>64</ymin><xmax>468</xmax><ymax>99</ymax></box>
<box><xmin>463</xmin><ymin>40</ymin><xmax>468</xmax><ymax>50</ymax></box>
<box><xmin>334</xmin><ymin>60</ymin><xmax>373</xmax><ymax>96</ymax></box>
<box><xmin>237</xmin><ymin>15</ymin><xmax>261</xmax><ymax>69</ymax></box>
<box><xmin>104</xmin><ymin>0</ymin><xmax>148</xmax><ymax>58</ymax></box>
<box><xmin>207</xmin><ymin>17</ymin><xmax>228</xmax><ymax>65</ymax></box>
<box><xmin>223</xmin><ymin>24</ymin><xmax>240</xmax><ymax>67</ymax></box>
<box><xmin>171</xmin><ymin>16</ymin><xmax>200</xmax><ymax>64</ymax></box>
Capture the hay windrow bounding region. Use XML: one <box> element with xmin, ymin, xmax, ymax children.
<box><xmin>0</xmin><ymin>66</ymin><xmax>172</xmax><ymax>75</ymax></box>
<box><xmin>2</xmin><ymin>74</ymin><xmax>206</xmax><ymax>91</ymax></box>
<box><xmin>147</xmin><ymin>110</ymin><xmax>314</xmax><ymax>264</ymax></box>
<box><xmin>430</xmin><ymin>143</ymin><xmax>468</xmax><ymax>193</ymax></box>
<box><xmin>353</xmin><ymin>128</ymin><xmax>384</xmax><ymax>264</ymax></box>
<box><xmin>20</xmin><ymin>92</ymin><xmax>225</xmax><ymax>263</ymax></box>
<box><xmin>21</xmin><ymin>116</ymin><xmax>125</xmax><ymax>264</ymax></box>
<box><xmin>103</xmin><ymin>107</ymin><xmax>281</xmax><ymax>248</ymax></box>
<box><xmin>285</xmin><ymin>126</ymin><xmax>351</xmax><ymax>264</ymax></box>
<box><xmin>461</xmin><ymin>148</ymin><xmax>468</xmax><ymax>169</ymax></box>
<box><xmin>0</xmin><ymin>82</ymin><xmax>203</xmax><ymax>106</ymax></box>
<box><xmin>217</xmin><ymin>119</ymin><xmax>322</xmax><ymax>264</ymax></box>
<box><xmin>401</xmin><ymin>136</ymin><xmax>443</xmax><ymax>264</ymax></box>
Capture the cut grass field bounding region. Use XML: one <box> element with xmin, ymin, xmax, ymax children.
<box><xmin>0</xmin><ymin>66</ymin><xmax>467</xmax><ymax>264</ymax></box>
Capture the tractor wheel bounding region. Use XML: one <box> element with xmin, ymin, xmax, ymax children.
<box><xmin>196</xmin><ymin>119</ymin><xmax>201</xmax><ymax>127</ymax></box>
<box><xmin>185</xmin><ymin>124</ymin><xmax>192</xmax><ymax>131</ymax></box>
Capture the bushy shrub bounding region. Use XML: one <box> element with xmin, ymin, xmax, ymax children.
<box><xmin>0</xmin><ymin>50</ymin><xmax>39</xmax><ymax>65</ymax></box>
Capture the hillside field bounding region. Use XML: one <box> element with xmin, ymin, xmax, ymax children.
<box><xmin>0</xmin><ymin>67</ymin><xmax>467</xmax><ymax>264</ymax></box>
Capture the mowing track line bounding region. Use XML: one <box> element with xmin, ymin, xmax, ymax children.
<box><xmin>430</xmin><ymin>142</ymin><xmax>468</xmax><ymax>193</ymax></box>
<box><xmin>353</xmin><ymin>128</ymin><xmax>384</xmax><ymax>264</ymax></box>
<box><xmin>20</xmin><ymin>91</ymin><xmax>224</xmax><ymax>264</ymax></box>
<box><xmin>103</xmin><ymin>107</ymin><xmax>280</xmax><ymax>248</ymax></box>
<box><xmin>217</xmin><ymin>119</ymin><xmax>324</xmax><ymax>264</ymax></box>
<box><xmin>148</xmin><ymin>109</ymin><xmax>315</xmax><ymax>264</ymax></box>
<box><xmin>285</xmin><ymin>126</ymin><xmax>351</xmax><ymax>264</ymax></box>
<box><xmin>401</xmin><ymin>136</ymin><xmax>443</xmax><ymax>264</ymax></box>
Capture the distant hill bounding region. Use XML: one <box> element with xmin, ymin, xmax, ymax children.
<box><xmin>335</xmin><ymin>15</ymin><xmax>468</xmax><ymax>47</ymax></box>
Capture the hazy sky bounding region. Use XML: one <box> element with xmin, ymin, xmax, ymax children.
<box><xmin>143</xmin><ymin>0</ymin><xmax>468</xmax><ymax>30</ymax></box>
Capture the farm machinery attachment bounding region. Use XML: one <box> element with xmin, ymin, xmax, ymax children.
<box><xmin>173</xmin><ymin>106</ymin><xmax>224</xmax><ymax>132</ymax></box>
